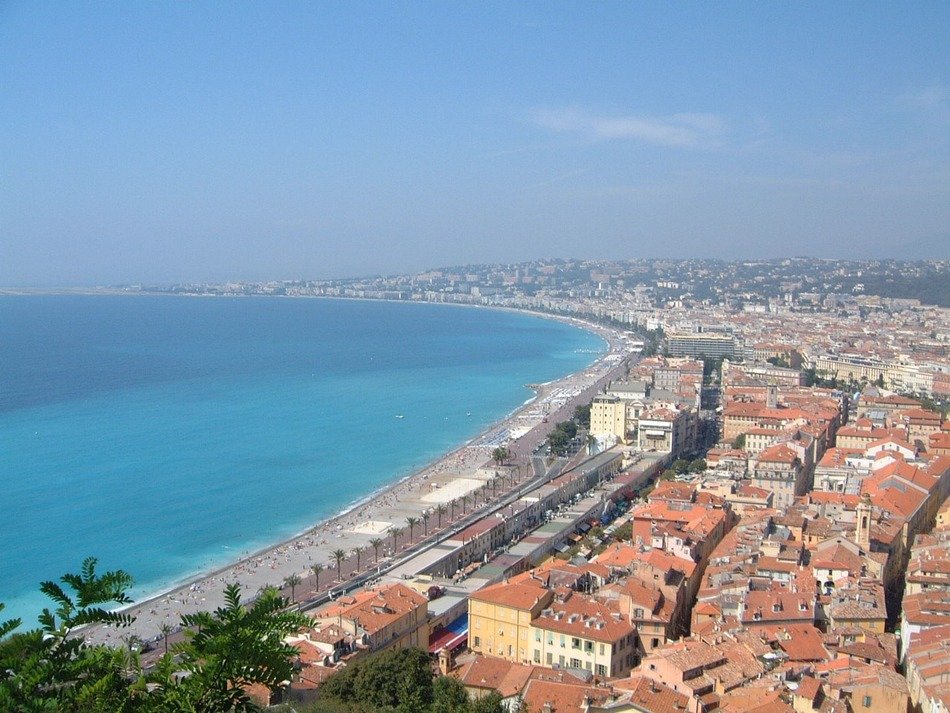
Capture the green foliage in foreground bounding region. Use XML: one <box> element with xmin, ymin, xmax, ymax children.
<box><xmin>1</xmin><ymin>561</ymin><xmax>504</xmax><ymax>713</ymax></box>
<box><xmin>0</xmin><ymin>557</ymin><xmax>307</xmax><ymax>712</ymax></box>
<box><xmin>300</xmin><ymin>647</ymin><xmax>505</xmax><ymax>713</ymax></box>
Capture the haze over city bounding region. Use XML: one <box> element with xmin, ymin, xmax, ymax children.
<box><xmin>2</xmin><ymin>2</ymin><xmax>948</xmax><ymax>286</ymax></box>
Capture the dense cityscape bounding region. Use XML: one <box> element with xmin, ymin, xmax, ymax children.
<box><xmin>28</xmin><ymin>257</ymin><xmax>937</xmax><ymax>712</ymax></box>
<box><xmin>4</xmin><ymin>0</ymin><xmax>949</xmax><ymax>709</ymax></box>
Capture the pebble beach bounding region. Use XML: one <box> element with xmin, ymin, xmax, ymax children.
<box><xmin>82</xmin><ymin>314</ymin><xmax>633</xmax><ymax>648</ymax></box>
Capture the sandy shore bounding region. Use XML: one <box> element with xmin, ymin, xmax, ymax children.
<box><xmin>83</xmin><ymin>313</ymin><xmax>634</xmax><ymax>648</ymax></box>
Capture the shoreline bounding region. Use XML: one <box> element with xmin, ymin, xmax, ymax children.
<box><xmin>55</xmin><ymin>301</ymin><xmax>633</xmax><ymax>646</ymax></box>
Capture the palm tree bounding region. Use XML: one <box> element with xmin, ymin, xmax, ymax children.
<box><xmin>352</xmin><ymin>546</ymin><xmax>362</xmax><ymax>571</ymax></box>
<box><xmin>311</xmin><ymin>563</ymin><xmax>323</xmax><ymax>591</ymax></box>
<box><xmin>450</xmin><ymin>498</ymin><xmax>457</xmax><ymax>520</ymax></box>
<box><xmin>391</xmin><ymin>526</ymin><xmax>403</xmax><ymax>552</ymax></box>
<box><xmin>158</xmin><ymin>622</ymin><xmax>173</xmax><ymax>655</ymax></box>
<box><xmin>491</xmin><ymin>474</ymin><xmax>498</xmax><ymax>498</ymax></box>
<box><xmin>177</xmin><ymin>584</ymin><xmax>308</xmax><ymax>710</ymax></box>
<box><xmin>369</xmin><ymin>537</ymin><xmax>384</xmax><ymax>563</ymax></box>
<box><xmin>284</xmin><ymin>573</ymin><xmax>301</xmax><ymax>604</ymax></box>
<box><xmin>421</xmin><ymin>511</ymin><xmax>430</xmax><ymax>537</ymax></box>
<box><xmin>436</xmin><ymin>503</ymin><xmax>446</xmax><ymax>528</ymax></box>
<box><xmin>462</xmin><ymin>494</ymin><xmax>471</xmax><ymax>515</ymax></box>
<box><xmin>332</xmin><ymin>548</ymin><xmax>346</xmax><ymax>582</ymax></box>
<box><xmin>405</xmin><ymin>516</ymin><xmax>419</xmax><ymax>543</ymax></box>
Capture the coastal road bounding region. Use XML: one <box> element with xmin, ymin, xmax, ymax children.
<box><xmin>135</xmin><ymin>329</ymin><xmax>636</xmax><ymax>667</ymax></box>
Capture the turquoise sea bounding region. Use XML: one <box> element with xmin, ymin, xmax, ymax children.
<box><xmin>0</xmin><ymin>295</ymin><xmax>604</xmax><ymax>624</ymax></box>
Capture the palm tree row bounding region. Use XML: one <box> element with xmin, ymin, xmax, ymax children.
<box><xmin>278</xmin><ymin>465</ymin><xmax>525</xmax><ymax>604</ymax></box>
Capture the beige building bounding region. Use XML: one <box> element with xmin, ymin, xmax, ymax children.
<box><xmin>314</xmin><ymin>583</ymin><xmax>429</xmax><ymax>654</ymax></box>
<box><xmin>529</xmin><ymin>596</ymin><xmax>638</xmax><ymax>677</ymax></box>
<box><xmin>636</xmin><ymin>407</ymin><xmax>700</xmax><ymax>458</ymax></box>
<box><xmin>590</xmin><ymin>394</ymin><xmax>630</xmax><ymax>444</ymax></box>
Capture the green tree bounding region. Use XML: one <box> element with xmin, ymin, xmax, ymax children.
<box><xmin>732</xmin><ymin>434</ymin><xmax>746</xmax><ymax>449</ymax></box>
<box><xmin>431</xmin><ymin>675</ymin><xmax>470</xmax><ymax>713</ymax></box>
<box><xmin>369</xmin><ymin>537</ymin><xmax>384</xmax><ymax>564</ymax></box>
<box><xmin>573</xmin><ymin>403</ymin><xmax>591</xmax><ymax>428</ymax></box>
<box><xmin>311</xmin><ymin>563</ymin><xmax>323</xmax><ymax>591</ymax></box>
<box><xmin>405</xmin><ymin>516</ymin><xmax>419</xmax><ymax>543</ymax></box>
<box><xmin>332</xmin><ymin>549</ymin><xmax>347</xmax><ymax>582</ymax></box>
<box><xmin>0</xmin><ymin>557</ymin><xmax>139</xmax><ymax>712</ymax></box>
<box><xmin>436</xmin><ymin>503</ymin><xmax>446</xmax><ymax>528</ymax></box>
<box><xmin>0</xmin><ymin>560</ymin><xmax>313</xmax><ymax>713</ymax></box>
<box><xmin>547</xmin><ymin>429</ymin><xmax>570</xmax><ymax>456</ymax></box>
<box><xmin>671</xmin><ymin>458</ymin><xmax>690</xmax><ymax>475</ymax></box>
<box><xmin>556</xmin><ymin>420</ymin><xmax>578</xmax><ymax>439</ymax></box>
<box><xmin>158</xmin><ymin>621</ymin><xmax>173</xmax><ymax>656</ymax></box>
<box><xmin>284</xmin><ymin>573</ymin><xmax>301</xmax><ymax>604</ymax></box>
<box><xmin>155</xmin><ymin>583</ymin><xmax>308</xmax><ymax>711</ymax></box>
<box><xmin>320</xmin><ymin>647</ymin><xmax>434</xmax><ymax>712</ymax></box>
<box><xmin>390</xmin><ymin>526</ymin><xmax>403</xmax><ymax>553</ymax></box>
<box><xmin>421</xmin><ymin>511</ymin><xmax>430</xmax><ymax>537</ymax></box>
<box><xmin>351</xmin><ymin>546</ymin><xmax>363</xmax><ymax>572</ymax></box>
<box><xmin>688</xmin><ymin>458</ymin><xmax>707</xmax><ymax>473</ymax></box>
<box><xmin>612</xmin><ymin>522</ymin><xmax>633</xmax><ymax>542</ymax></box>
<box><xmin>469</xmin><ymin>691</ymin><xmax>507</xmax><ymax>713</ymax></box>
<box><xmin>491</xmin><ymin>446</ymin><xmax>510</xmax><ymax>465</ymax></box>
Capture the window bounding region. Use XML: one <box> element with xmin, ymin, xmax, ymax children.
<box><xmin>535</xmin><ymin>629</ymin><xmax>541</xmax><ymax>642</ymax></box>
<box><xmin>585</xmin><ymin>640</ymin><xmax>593</xmax><ymax>652</ymax></box>
<box><xmin>599</xmin><ymin>643</ymin><xmax>605</xmax><ymax>655</ymax></box>
<box><xmin>560</xmin><ymin>634</ymin><xmax>566</xmax><ymax>648</ymax></box>
<box><xmin>546</xmin><ymin>652</ymin><xmax>553</xmax><ymax>665</ymax></box>
<box><xmin>596</xmin><ymin>664</ymin><xmax>607</xmax><ymax>676</ymax></box>
<box><xmin>558</xmin><ymin>655</ymin><xmax>565</xmax><ymax>666</ymax></box>
<box><xmin>534</xmin><ymin>650</ymin><xmax>541</xmax><ymax>663</ymax></box>
<box><xmin>863</xmin><ymin>696</ymin><xmax>872</xmax><ymax>708</ymax></box>
<box><xmin>570</xmin><ymin>658</ymin><xmax>582</xmax><ymax>668</ymax></box>
<box><xmin>634</xmin><ymin>608</ymin><xmax>644</xmax><ymax>619</ymax></box>
<box><xmin>652</xmin><ymin>638</ymin><xmax>660</xmax><ymax>648</ymax></box>
<box><xmin>473</xmin><ymin>636</ymin><xmax>481</xmax><ymax>648</ymax></box>
<box><xmin>572</xmin><ymin>637</ymin><xmax>581</xmax><ymax>650</ymax></box>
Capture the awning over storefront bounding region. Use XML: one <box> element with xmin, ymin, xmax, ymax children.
<box><xmin>428</xmin><ymin>614</ymin><xmax>468</xmax><ymax>654</ymax></box>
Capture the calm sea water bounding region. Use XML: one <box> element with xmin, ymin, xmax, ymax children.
<box><xmin>0</xmin><ymin>295</ymin><xmax>603</xmax><ymax>624</ymax></box>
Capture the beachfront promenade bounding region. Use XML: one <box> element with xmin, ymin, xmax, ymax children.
<box><xmin>84</xmin><ymin>318</ymin><xmax>637</xmax><ymax>655</ymax></box>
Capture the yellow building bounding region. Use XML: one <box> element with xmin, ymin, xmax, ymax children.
<box><xmin>468</xmin><ymin>580</ymin><xmax>553</xmax><ymax>662</ymax></box>
<box><xmin>590</xmin><ymin>395</ymin><xmax>629</xmax><ymax>444</ymax></box>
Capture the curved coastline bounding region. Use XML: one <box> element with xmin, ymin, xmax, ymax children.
<box><xmin>78</xmin><ymin>304</ymin><xmax>632</xmax><ymax>645</ymax></box>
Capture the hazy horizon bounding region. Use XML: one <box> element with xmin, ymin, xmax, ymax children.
<box><xmin>3</xmin><ymin>3</ymin><xmax>948</xmax><ymax>287</ymax></box>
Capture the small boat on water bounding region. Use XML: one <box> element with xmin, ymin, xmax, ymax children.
<box><xmin>395</xmin><ymin>414</ymin><xmax>405</xmax><ymax>419</ymax></box>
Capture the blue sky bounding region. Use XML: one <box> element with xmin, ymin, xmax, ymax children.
<box><xmin>2</xmin><ymin>2</ymin><xmax>948</xmax><ymax>285</ymax></box>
